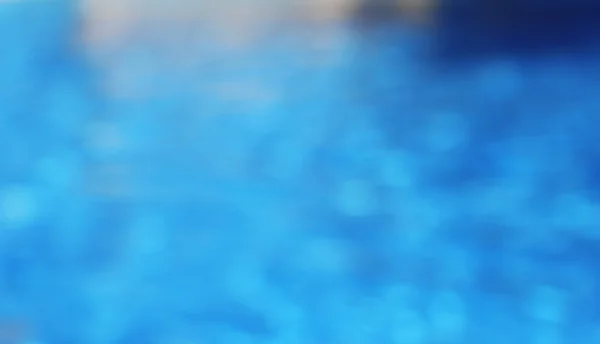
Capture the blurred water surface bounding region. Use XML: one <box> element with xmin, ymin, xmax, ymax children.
<box><xmin>1</xmin><ymin>1</ymin><xmax>600</xmax><ymax>344</ymax></box>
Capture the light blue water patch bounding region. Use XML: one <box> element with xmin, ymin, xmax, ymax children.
<box><xmin>41</xmin><ymin>78</ymin><xmax>92</xmax><ymax>137</ymax></box>
<box><xmin>427</xmin><ymin>290</ymin><xmax>467</xmax><ymax>341</ymax></box>
<box><xmin>435</xmin><ymin>246</ymin><xmax>476</xmax><ymax>287</ymax></box>
<box><xmin>0</xmin><ymin>128</ymin><xmax>40</xmax><ymax>178</ymax></box>
<box><xmin>391</xmin><ymin>306</ymin><xmax>426</xmax><ymax>344</ymax></box>
<box><xmin>526</xmin><ymin>285</ymin><xmax>570</xmax><ymax>324</ymax></box>
<box><xmin>0</xmin><ymin>184</ymin><xmax>40</xmax><ymax>231</ymax></box>
<box><xmin>377</xmin><ymin>149</ymin><xmax>415</xmax><ymax>189</ymax></box>
<box><xmin>124</xmin><ymin>211</ymin><xmax>171</xmax><ymax>269</ymax></box>
<box><xmin>295</xmin><ymin>237</ymin><xmax>354</xmax><ymax>279</ymax></box>
<box><xmin>334</xmin><ymin>178</ymin><xmax>379</xmax><ymax>217</ymax></box>
<box><xmin>552</xmin><ymin>193</ymin><xmax>600</xmax><ymax>240</ymax></box>
<box><xmin>263</xmin><ymin>134</ymin><xmax>314</xmax><ymax>182</ymax></box>
<box><xmin>383</xmin><ymin>283</ymin><xmax>419</xmax><ymax>306</ymax></box>
<box><xmin>34</xmin><ymin>149</ymin><xmax>82</xmax><ymax>196</ymax></box>
<box><xmin>531</xmin><ymin>323</ymin><xmax>563</xmax><ymax>344</ymax></box>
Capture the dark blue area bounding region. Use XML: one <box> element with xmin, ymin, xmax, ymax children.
<box><xmin>433</xmin><ymin>2</ymin><xmax>600</xmax><ymax>60</ymax></box>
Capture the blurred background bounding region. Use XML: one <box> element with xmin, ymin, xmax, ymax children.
<box><xmin>1</xmin><ymin>0</ymin><xmax>600</xmax><ymax>343</ymax></box>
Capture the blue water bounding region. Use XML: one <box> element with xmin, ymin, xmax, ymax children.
<box><xmin>1</xmin><ymin>2</ymin><xmax>600</xmax><ymax>344</ymax></box>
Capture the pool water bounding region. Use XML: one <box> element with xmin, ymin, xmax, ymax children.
<box><xmin>1</xmin><ymin>2</ymin><xmax>600</xmax><ymax>344</ymax></box>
